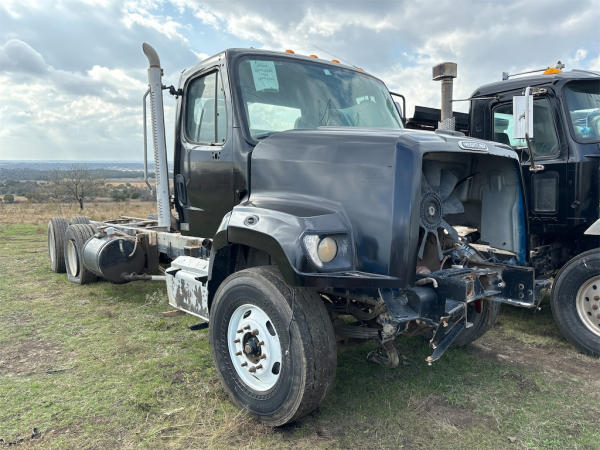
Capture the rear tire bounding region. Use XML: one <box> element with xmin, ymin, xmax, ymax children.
<box><xmin>453</xmin><ymin>298</ymin><xmax>501</xmax><ymax>346</ymax></box>
<box><xmin>551</xmin><ymin>249</ymin><xmax>600</xmax><ymax>357</ymax></box>
<box><xmin>64</xmin><ymin>224</ymin><xmax>97</xmax><ymax>285</ymax></box>
<box><xmin>48</xmin><ymin>217</ymin><xmax>68</xmax><ymax>273</ymax></box>
<box><xmin>69</xmin><ymin>216</ymin><xmax>90</xmax><ymax>225</ymax></box>
<box><xmin>210</xmin><ymin>266</ymin><xmax>336</xmax><ymax>426</ymax></box>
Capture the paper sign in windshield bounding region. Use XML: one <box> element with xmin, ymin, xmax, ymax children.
<box><xmin>250</xmin><ymin>60</ymin><xmax>279</xmax><ymax>92</ymax></box>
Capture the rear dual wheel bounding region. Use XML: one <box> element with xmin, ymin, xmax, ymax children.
<box><xmin>48</xmin><ymin>217</ymin><xmax>69</xmax><ymax>273</ymax></box>
<box><xmin>69</xmin><ymin>216</ymin><xmax>90</xmax><ymax>225</ymax></box>
<box><xmin>64</xmin><ymin>224</ymin><xmax>97</xmax><ymax>285</ymax></box>
<box><xmin>210</xmin><ymin>266</ymin><xmax>336</xmax><ymax>426</ymax></box>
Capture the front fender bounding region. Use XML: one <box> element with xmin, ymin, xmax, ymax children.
<box><xmin>211</xmin><ymin>203</ymin><xmax>353</xmax><ymax>286</ymax></box>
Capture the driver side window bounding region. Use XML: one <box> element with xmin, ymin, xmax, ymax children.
<box><xmin>493</xmin><ymin>99</ymin><xmax>559</xmax><ymax>159</ymax></box>
<box><xmin>184</xmin><ymin>71</ymin><xmax>226</xmax><ymax>144</ymax></box>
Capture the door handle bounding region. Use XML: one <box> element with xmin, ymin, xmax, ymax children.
<box><xmin>529</xmin><ymin>164</ymin><xmax>545</xmax><ymax>173</ymax></box>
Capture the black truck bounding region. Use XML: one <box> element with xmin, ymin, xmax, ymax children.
<box><xmin>47</xmin><ymin>44</ymin><xmax>538</xmax><ymax>425</ymax></box>
<box><xmin>407</xmin><ymin>65</ymin><xmax>600</xmax><ymax>357</ymax></box>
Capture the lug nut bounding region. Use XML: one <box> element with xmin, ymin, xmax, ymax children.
<box><xmin>258</xmin><ymin>341</ymin><xmax>265</xmax><ymax>346</ymax></box>
<box><xmin>248</xmin><ymin>364</ymin><xmax>263</xmax><ymax>373</ymax></box>
<box><xmin>593</xmin><ymin>305</ymin><xmax>599</xmax><ymax>311</ymax></box>
<box><xmin>259</xmin><ymin>354</ymin><xmax>267</xmax><ymax>360</ymax></box>
<box><xmin>234</xmin><ymin>338</ymin><xmax>240</xmax><ymax>343</ymax></box>
<box><xmin>235</xmin><ymin>351</ymin><xmax>242</xmax><ymax>356</ymax></box>
<box><xmin>595</xmin><ymin>296</ymin><xmax>600</xmax><ymax>301</ymax></box>
<box><xmin>241</xmin><ymin>362</ymin><xmax>247</xmax><ymax>367</ymax></box>
<box><xmin>237</xmin><ymin>329</ymin><xmax>243</xmax><ymax>334</ymax></box>
<box><xmin>243</xmin><ymin>325</ymin><xmax>251</xmax><ymax>330</ymax></box>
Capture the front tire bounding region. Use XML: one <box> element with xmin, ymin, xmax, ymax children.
<box><xmin>551</xmin><ymin>249</ymin><xmax>600</xmax><ymax>356</ymax></box>
<box><xmin>209</xmin><ymin>266</ymin><xmax>336</xmax><ymax>426</ymax></box>
<box><xmin>453</xmin><ymin>298</ymin><xmax>501</xmax><ymax>347</ymax></box>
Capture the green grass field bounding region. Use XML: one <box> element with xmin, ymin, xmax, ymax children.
<box><xmin>1</xmin><ymin>222</ymin><xmax>599</xmax><ymax>449</ymax></box>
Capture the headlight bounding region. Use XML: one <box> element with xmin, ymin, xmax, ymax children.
<box><xmin>302</xmin><ymin>233</ymin><xmax>349</xmax><ymax>270</ymax></box>
<box><xmin>317</xmin><ymin>237</ymin><xmax>337</xmax><ymax>263</ymax></box>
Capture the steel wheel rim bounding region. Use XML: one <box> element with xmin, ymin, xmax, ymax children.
<box><xmin>49</xmin><ymin>228</ymin><xmax>56</xmax><ymax>265</ymax></box>
<box><xmin>576</xmin><ymin>275</ymin><xmax>600</xmax><ymax>337</ymax></box>
<box><xmin>227</xmin><ymin>304</ymin><xmax>282</xmax><ymax>392</ymax></box>
<box><xmin>67</xmin><ymin>240</ymin><xmax>79</xmax><ymax>276</ymax></box>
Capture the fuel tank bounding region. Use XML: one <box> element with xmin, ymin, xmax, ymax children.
<box><xmin>82</xmin><ymin>236</ymin><xmax>145</xmax><ymax>283</ymax></box>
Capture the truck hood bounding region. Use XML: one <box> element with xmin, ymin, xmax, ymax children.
<box><xmin>248</xmin><ymin>128</ymin><xmax>526</xmax><ymax>285</ymax></box>
<box><xmin>258</xmin><ymin>127</ymin><xmax>520</xmax><ymax>161</ymax></box>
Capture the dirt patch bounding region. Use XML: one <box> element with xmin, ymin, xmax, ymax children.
<box><xmin>17</xmin><ymin>292</ymin><xmax>60</xmax><ymax>302</ymax></box>
<box><xmin>99</xmin><ymin>308</ymin><xmax>117</xmax><ymax>319</ymax></box>
<box><xmin>0</xmin><ymin>335</ymin><xmax>63</xmax><ymax>376</ymax></box>
<box><xmin>420</xmin><ymin>395</ymin><xmax>494</xmax><ymax>430</ymax></box>
<box><xmin>507</xmin><ymin>372</ymin><xmax>540</xmax><ymax>393</ymax></box>
<box><xmin>473</xmin><ymin>329</ymin><xmax>600</xmax><ymax>386</ymax></box>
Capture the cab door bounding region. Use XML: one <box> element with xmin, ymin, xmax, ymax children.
<box><xmin>491</xmin><ymin>96</ymin><xmax>567</xmax><ymax>230</ymax></box>
<box><xmin>179</xmin><ymin>68</ymin><xmax>234</xmax><ymax>238</ymax></box>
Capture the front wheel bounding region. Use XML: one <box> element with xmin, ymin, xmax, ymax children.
<box><xmin>209</xmin><ymin>266</ymin><xmax>336</xmax><ymax>426</ymax></box>
<box><xmin>551</xmin><ymin>249</ymin><xmax>600</xmax><ymax>356</ymax></box>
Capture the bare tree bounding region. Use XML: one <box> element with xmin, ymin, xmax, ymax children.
<box><xmin>48</xmin><ymin>165</ymin><xmax>105</xmax><ymax>210</ymax></box>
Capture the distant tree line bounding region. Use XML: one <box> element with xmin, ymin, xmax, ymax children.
<box><xmin>0</xmin><ymin>168</ymin><xmax>159</xmax><ymax>182</ymax></box>
<box><xmin>1</xmin><ymin>165</ymin><xmax>155</xmax><ymax>208</ymax></box>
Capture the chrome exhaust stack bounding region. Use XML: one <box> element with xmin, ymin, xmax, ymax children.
<box><xmin>433</xmin><ymin>62</ymin><xmax>457</xmax><ymax>131</ymax></box>
<box><xmin>142</xmin><ymin>42</ymin><xmax>171</xmax><ymax>229</ymax></box>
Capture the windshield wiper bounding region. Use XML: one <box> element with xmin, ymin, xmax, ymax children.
<box><xmin>254</xmin><ymin>131</ymin><xmax>275</xmax><ymax>140</ymax></box>
<box><xmin>319</xmin><ymin>98</ymin><xmax>333</xmax><ymax>125</ymax></box>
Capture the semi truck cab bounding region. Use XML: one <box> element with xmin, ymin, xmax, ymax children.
<box><xmin>47</xmin><ymin>45</ymin><xmax>539</xmax><ymax>426</ymax></box>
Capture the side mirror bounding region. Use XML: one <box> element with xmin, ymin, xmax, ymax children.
<box><xmin>389</xmin><ymin>91</ymin><xmax>406</xmax><ymax>124</ymax></box>
<box><xmin>513</xmin><ymin>87</ymin><xmax>544</xmax><ymax>172</ymax></box>
<box><xmin>394</xmin><ymin>101</ymin><xmax>404</xmax><ymax>120</ymax></box>
<box><xmin>513</xmin><ymin>87</ymin><xmax>534</xmax><ymax>140</ymax></box>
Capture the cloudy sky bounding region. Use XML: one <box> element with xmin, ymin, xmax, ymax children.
<box><xmin>1</xmin><ymin>0</ymin><xmax>599</xmax><ymax>161</ymax></box>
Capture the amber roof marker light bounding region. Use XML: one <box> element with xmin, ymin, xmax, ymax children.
<box><xmin>502</xmin><ymin>61</ymin><xmax>565</xmax><ymax>80</ymax></box>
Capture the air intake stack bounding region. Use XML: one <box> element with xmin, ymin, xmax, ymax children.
<box><xmin>433</xmin><ymin>62</ymin><xmax>457</xmax><ymax>131</ymax></box>
<box><xmin>142</xmin><ymin>43</ymin><xmax>171</xmax><ymax>229</ymax></box>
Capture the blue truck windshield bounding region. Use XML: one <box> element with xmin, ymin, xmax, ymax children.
<box><xmin>236</xmin><ymin>56</ymin><xmax>403</xmax><ymax>140</ymax></box>
<box><xmin>564</xmin><ymin>80</ymin><xmax>600</xmax><ymax>143</ymax></box>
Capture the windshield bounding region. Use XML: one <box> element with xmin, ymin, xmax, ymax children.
<box><xmin>236</xmin><ymin>56</ymin><xmax>403</xmax><ymax>140</ymax></box>
<box><xmin>564</xmin><ymin>80</ymin><xmax>600</xmax><ymax>143</ymax></box>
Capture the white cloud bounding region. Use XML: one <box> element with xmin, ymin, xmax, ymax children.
<box><xmin>122</xmin><ymin>2</ymin><xmax>189</xmax><ymax>43</ymax></box>
<box><xmin>1</xmin><ymin>0</ymin><xmax>599</xmax><ymax>160</ymax></box>
<box><xmin>0</xmin><ymin>39</ymin><xmax>48</xmax><ymax>74</ymax></box>
<box><xmin>0</xmin><ymin>37</ymin><xmax>156</xmax><ymax>160</ymax></box>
